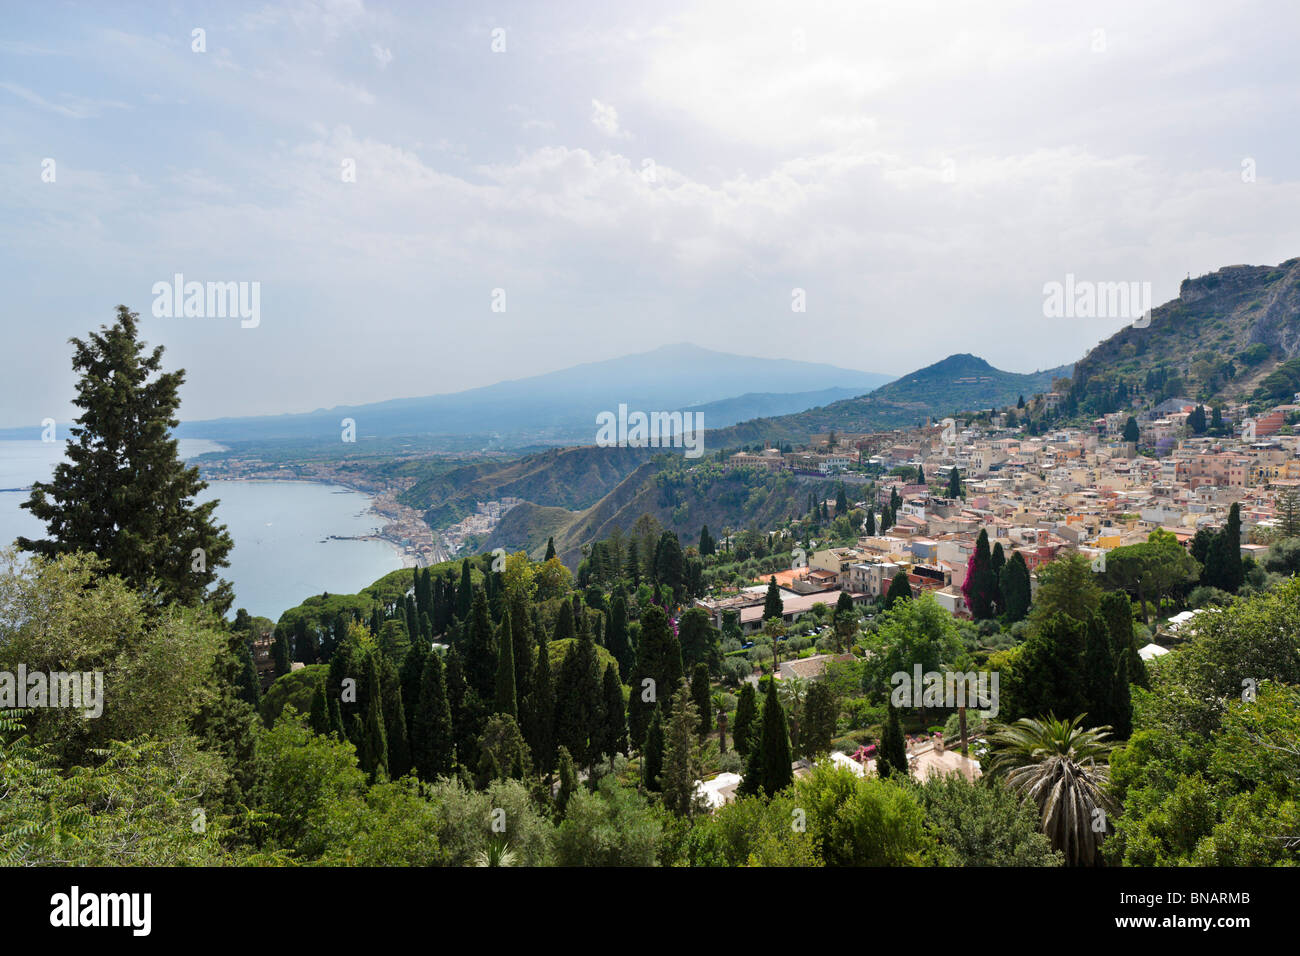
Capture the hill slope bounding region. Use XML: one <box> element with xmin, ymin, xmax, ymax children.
<box><xmin>1070</xmin><ymin>257</ymin><xmax>1300</xmax><ymax>410</ymax></box>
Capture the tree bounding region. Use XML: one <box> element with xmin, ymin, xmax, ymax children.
<box><xmin>545</xmin><ymin>536</ymin><xmax>556</xmax><ymax>561</ymax></box>
<box><xmin>864</xmin><ymin>508</ymin><xmax>876</xmax><ymax>535</ymax></box>
<box><xmin>463</xmin><ymin>589</ymin><xmax>497</xmax><ymax>700</ymax></box>
<box><xmin>18</xmin><ymin>306</ymin><xmax>234</xmax><ymax>612</ymax></box>
<box><xmin>597</xmin><ymin>666</ymin><xmax>628</xmax><ymax>760</ymax></box>
<box><xmin>555</xmin><ymin>621</ymin><xmax>603</xmax><ymax>771</ymax></box>
<box><xmin>1030</xmin><ymin>553</ymin><xmax>1101</xmax><ymax>626</ymax></box>
<box><xmin>961</xmin><ymin>529</ymin><xmax>997</xmax><ymax>620</ymax></box>
<box><xmin>642</xmin><ymin>706</ymin><xmax>665</xmax><ymax>791</ymax></box>
<box><xmin>740</xmin><ymin>677</ymin><xmax>793</xmax><ymax>797</ymax></box>
<box><xmin>832</xmin><ymin>590</ymin><xmax>857</xmax><ymax>651</ymax></box>
<box><xmin>661</xmin><ymin>680</ymin><xmax>705</xmax><ymax>816</ymax></box>
<box><xmin>762</xmin><ymin>576</ymin><xmax>784</xmax><ymax>622</ymax></box>
<box><xmin>877</xmin><ymin>703</ymin><xmax>908</xmax><ymax>778</ymax></box>
<box><xmin>627</xmin><ymin>605</ymin><xmax>684</xmax><ymax>747</ymax></box>
<box><xmin>1276</xmin><ymin>489</ymin><xmax>1300</xmax><ymax>538</ymax></box>
<box><xmin>1188</xmin><ymin>404</ymin><xmax>1207</xmax><ymax>434</ymax></box>
<box><xmin>413</xmin><ymin>652</ymin><xmax>454</xmax><ymax>780</ymax></box>
<box><xmin>946</xmin><ymin>466</ymin><xmax>964</xmax><ymax>500</ymax></box>
<box><xmin>916</xmin><ymin>774</ymin><xmax>1061</xmax><ymax>866</ymax></box>
<box><xmin>699</xmin><ymin>525</ymin><xmax>715</xmax><ymax>557</ymax></box>
<box><xmin>272</xmin><ymin>628</ymin><xmax>293</xmax><ymax>678</ymax></box>
<box><xmin>883</xmin><ymin>570</ymin><xmax>912</xmax><ymax>611</ymax></box>
<box><xmin>494</xmin><ymin>605</ymin><xmax>517</xmax><ymax>718</ymax></box>
<box><xmin>1122</xmin><ymin>416</ymin><xmax>1140</xmax><ymax>444</ymax></box>
<box><xmin>677</xmin><ymin>607</ymin><xmax>717</xmax><ymax>673</ymax></box>
<box><xmin>525</xmin><ymin>626</ymin><xmax>555</xmax><ymax>775</ymax></box>
<box><xmin>1000</xmin><ymin>551</ymin><xmax>1032</xmax><ymax>622</ymax></box>
<box><xmin>606</xmin><ymin>594</ymin><xmax>634</xmax><ymax>679</ymax></box>
<box><xmin>835</xmin><ymin>484</ymin><xmax>848</xmax><ymax>516</ymax></box>
<box><xmin>988</xmin><ymin>715</ymin><xmax>1117</xmax><ymax>866</ymax></box>
<box><xmin>989</xmin><ymin>542</ymin><xmax>1006</xmax><ymax>611</ymax></box>
<box><xmin>690</xmin><ymin>663</ymin><xmax>712</xmax><ymax>741</ymax></box>
<box><xmin>733</xmin><ymin>682</ymin><xmax>758</xmax><ymax>757</ymax></box>
<box><xmin>1204</xmin><ymin>503</ymin><xmax>1244</xmax><ymax>594</ymax></box>
<box><xmin>802</xmin><ymin>681</ymin><xmax>838</xmax><ymax>759</ymax></box>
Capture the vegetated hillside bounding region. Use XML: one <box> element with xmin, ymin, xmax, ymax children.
<box><xmin>706</xmin><ymin>353</ymin><xmax>1071</xmax><ymax>447</ymax></box>
<box><xmin>686</xmin><ymin>386</ymin><xmax>869</xmax><ymax>426</ymax></box>
<box><xmin>485</xmin><ymin>460</ymin><xmax>840</xmax><ymax>566</ymax></box>
<box><xmin>1070</xmin><ymin>257</ymin><xmax>1300</xmax><ymax>411</ymax></box>
<box><xmin>398</xmin><ymin>444</ymin><xmax>656</xmax><ymax>527</ymax></box>
<box><xmin>151</xmin><ymin>342</ymin><xmax>891</xmax><ymax>446</ymax></box>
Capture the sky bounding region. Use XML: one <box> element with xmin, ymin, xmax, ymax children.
<box><xmin>3</xmin><ymin>0</ymin><xmax>1300</xmax><ymax>426</ymax></box>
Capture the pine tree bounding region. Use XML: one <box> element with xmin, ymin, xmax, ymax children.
<box><xmin>413</xmin><ymin>651</ymin><xmax>454</xmax><ymax>780</ymax></box>
<box><xmin>878</xmin><ymin>703</ymin><xmax>907</xmax><ymax>778</ymax></box>
<box><xmin>691</xmin><ymin>662</ymin><xmax>712</xmax><ymax>741</ymax></box>
<box><xmin>494</xmin><ymin>604</ymin><xmax>518</xmax><ymax>718</ymax></box>
<box><xmin>642</xmin><ymin>705</ymin><xmax>665</xmax><ymax>791</ymax></box>
<box><xmin>18</xmin><ymin>306</ymin><xmax>235</xmax><ymax>611</ymax></box>
<box><xmin>733</xmin><ymin>682</ymin><xmax>758</xmax><ymax>756</ymax></box>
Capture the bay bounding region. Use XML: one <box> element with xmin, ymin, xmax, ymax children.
<box><xmin>0</xmin><ymin>439</ymin><xmax>403</xmax><ymax>621</ymax></box>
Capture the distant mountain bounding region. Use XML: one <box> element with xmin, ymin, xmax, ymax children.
<box><xmin>152</xmin><ymin>343</ymin><xmax>890</xmax><ymax>445</ymax></box>
<box><xmin>1071</xmin><ymin>257</ymin><xmax>1300</xmax><ymax>409</ymax></box>
<box><xmin>702</xmin><ymin>353</ymin><xmax>1072</xmax><ymax>447</ymax></box>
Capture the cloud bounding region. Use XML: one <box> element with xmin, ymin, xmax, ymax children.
<box><xmin>371</xmin><ymin>42</ymin><xmax>393</xmax><ymax>69</ymax></box>
<box><xmin>590</xmin><ymin>98</ymin><xmax>628</xmax><ymax>138</ymax></box>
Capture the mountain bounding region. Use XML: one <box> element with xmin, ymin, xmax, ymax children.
<box><xmin>1070</xmin><ymin>257</ymin><xmax>1300</xmax><ymax>410</ymax></box>
<box><xmin>154</xmin><ymin>343</ymin><xmax>892</xmax><ymax>446</ymax></box>
<box><xmin>701</xmin><ymin>353</ymin><xmax>1072</xmax><ymax>448</ymax></box>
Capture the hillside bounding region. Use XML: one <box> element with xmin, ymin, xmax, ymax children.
<box><xmin>1070</xmin><ymin>257</ymin><xmax>1300</xmax><ymax>410</ymax></box>
<box><xmin>484</xmin><ymin>460</ymin><xmax>839</xmax><ymax>566</ymax></box>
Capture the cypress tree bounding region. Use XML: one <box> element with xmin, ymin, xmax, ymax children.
<box><xmin>553</xmin><ymin>600</ymin><xmax>576</xmax><ymax>643</ymax></box>
<box><xmin>494</xmin><ymin>604</ymin><xmax>518</xmax><ymax>718</ymax></box>
<box><xmin>556</xmin><ymin>745</ymin><xmax>578</xmax><ymax>816</ymax></box>
<box><xmin>642</xmin><ymin>705</ymin><xmax>665</xmax><ymax>791</ymax></box>
<box><xmin>271</xmin><ymin>628</ymin><xmax>292</xmax><ymax>677</ymax></box>
<box><xmin>1081</xmin><ymin>613</ymin><xmax>1117</xmax><ymax>731</ymax></box>
<box><xmin>733</xmin><ymin>682</ymin><xmax>758</xmax><ymax>757</ymax></box>
<box><xmin>1000</xmin><ymin>551</ymin><xmax>1032</xmax><ymax>622</ymax></box>
<box><xmin>328</xmin><ymin>695</ymin><xmax>345</xmax><ymax>739</ymax></box>
<box><xmin>464</xmin><ymin>589</ymin><xmax>497</xmax><ymax>700</ymax></box>
<box><xmin>947</xmin><ymin>465</ymin><xmax>964</xmax><ymax>499</ymax></box>
<box><xmin>661</xmin><ymin>680</ymin><xmax>703</xmax><ymax>816</ymax></box>
<box><xmin>598</xmin><ymin>665</ymin><xmax>628</xmax><ymax>760</ymax></box>
<box><xmin>627</xmin><ymin>605</ymin><xmax>684</xmax><ymax>747</ymax></box>
<box><xmin>878</xmin><ymin>703</ymin><xmax>907</xmax><ymax>778</ymax></box>
<box><xmin>309</xmin><ymin>680</ymin><xmax>329</xmax><ymax>735</ymax></box>
<box><xmin>526</xmin><ymin>626</ymin><xmax>556</xmax><ymax>775</ymax></box>
<box><xmin>399</xmin><ymin>634</ymin><xmax>428</xmax><ymax>740</ymax></box>
<box><xmin>545</xmin><ymin>536</ymin><xmax>557</xmax><ymax>560</ymax></box>
<box><xmin>555</xmin><ymin>620</ymin><xmax>602</xmax><ymax>770</ymax></box>
<box><xmin>607</xmin><ymin>593</ymin><xmax>634</xmax><ymax>679</ymax></box>
<box><xmin>962</xmin><ymin>529</ymin><xmax>996</xmax><ymax>620</ymax></box>
<box><xmin>17</xmin><ymin>305</ymin><xmax>235</xmax><ymax>612</ymax></box>
<box><xmin>763</xmin><ymin>576</ymin><xmax>784</xmax><ymax>622</ymax></box>
<box><xmin>691</xmin><ymin>662</ymin><xmax>712</xmax><ymax>741</ymax></box>
<box><xmin>741</xmin><ymin>676</ymin><xmax>792</xmax><ymax>796</ymax></box>
<box><xmin>455</xmin><ymin>559</ymin><xmax>473</xmax><ymax>621</ymax></box>
<box><xmin>386</xmin><ymin>686</ymin><xmax>412</xmax><ymax>779</ymax></box>
<box><xmin>413</xmin><ymin>651</ymin><xmax>454</xmax><ymax>780</ymax></box>
<box><xmin>883</xmin><ymin>570</ymin><xmax>912</xmax><ymax>610</ymax></box>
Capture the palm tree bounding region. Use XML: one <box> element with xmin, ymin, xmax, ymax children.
<box><xmin>473</xmin><ymin>837</ymin><xmax>518</xmax><ymax>867</ymax></box>
<box><xmin>987</xmin><ymin>714</ymin><xmax>1118</xmax><ymax>866</ymax></box>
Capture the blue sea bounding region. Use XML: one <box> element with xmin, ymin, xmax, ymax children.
<box><xmin>0</xmin><ymin>439</ymin><xmax>403</xmax><ymax>621</ymax></box>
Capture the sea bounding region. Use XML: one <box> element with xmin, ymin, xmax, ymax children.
<box><xmin>0</xmin><ymin>439</ymin><xmax>403</xmax><ymax>621</ymax></box>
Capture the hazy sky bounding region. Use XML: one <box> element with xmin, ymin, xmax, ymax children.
<box><xmin>4</xmin><ymin>0</ymin><xmax>1300</xmax><ymax>426</ymax></box>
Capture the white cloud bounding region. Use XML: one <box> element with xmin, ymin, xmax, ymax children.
<box><xmin>590</xmin><ymin>98</ymin><xmax>628</xmax><ymax>138</ymax></box>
